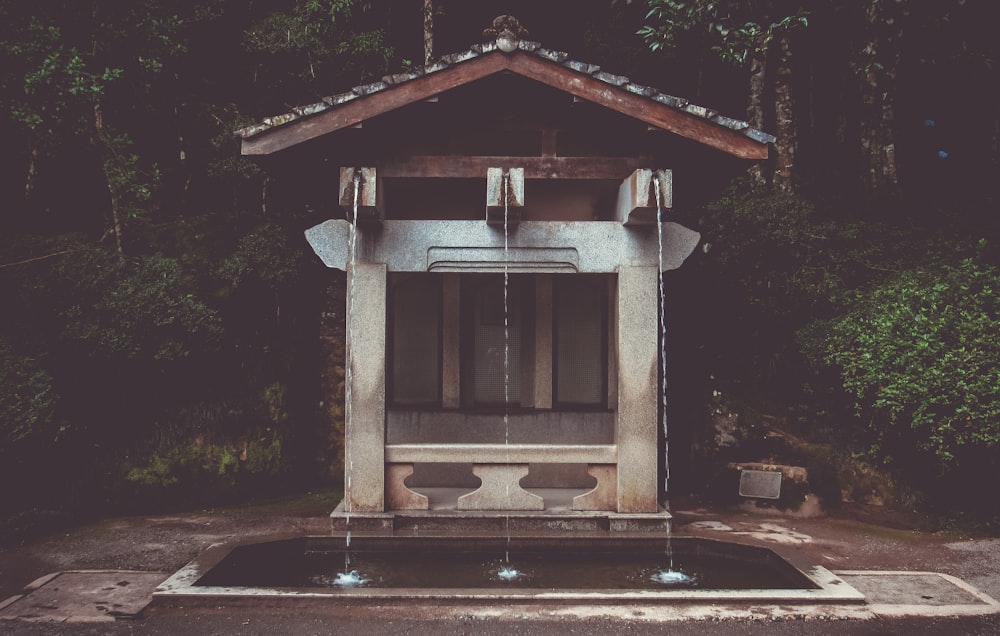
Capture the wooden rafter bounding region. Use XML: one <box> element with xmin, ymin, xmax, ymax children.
<box><xmin>380</xmin><ymin>155</ymin><xmax>654</xmax><ymax>180</ymax></box>
<box><xmin>241</xmin><ymin>51</ymin><xmax>769</xmax><ymax>159</ymax></box>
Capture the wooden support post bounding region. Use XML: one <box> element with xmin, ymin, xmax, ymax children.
<box><xmin>486</xmin><ymin>167</ymin><xmax>524</xmax><ymax>226</ymax></box>
<box><xmin>339</xmin><ymin>167</ymin><xmax>383</xmax><ymax>225</ymax></box>
<box><xmin>616</xmin><ymin>169</ymin><xmax>672</xmax><ymax>226</ymax></box>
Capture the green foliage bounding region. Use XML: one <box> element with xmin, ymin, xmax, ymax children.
<box><xmin>63</xmin><ymin>252</ymin><xmax>222</xmax><ymax>361</ymax></box>
<box><xmin>699</xmin><ymin>183</ymin><xmax>854</xmax><ymax>317</ymax></box>
<box><xmin>639</xmin><ymin>0</ymin><xmax>808</xmax><ymax>66</ymax></box>
<box><xmin>244</xmin><ymin>0</ymin><xmax>393</xmax><ymax>95</ymax></box>
<box><xmin>219</xmin><ymin>224</ymin><xmax>300</xmax><ymax>292</ymax></box>
<box><xmin>800</xmin><ymin>249</ymin><xmax>1000</xmax><ymax>472</ymax></box>
<box><xmin>96</xmin><ymin>130</ymin><xmax>161</xmax><ymax>224</ymax></box>
<box><xmin>0</xmin><ymin>16</ymin><xmax>120</xmax><ymax>134</ymax></box>
<box><xmin>0</xmin><ymin>340</ymin><xmax>58</xmax><ymax>446</ymax></box>
<box><xmin>125</xmin><ymin>432</ymin><xmax>285</xmax><ymax>491</ymax></box>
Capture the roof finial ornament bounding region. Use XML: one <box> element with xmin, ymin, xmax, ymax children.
<box><xmin>482</xmin><ymin>15</ymin><xmax>529</xmax><ymax>53</ymax></box>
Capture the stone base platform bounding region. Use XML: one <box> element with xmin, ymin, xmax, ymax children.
<box><xmin>330</xmin><ymin>488</ymin><xmax>672</xmax><ymax>534</ymax></box>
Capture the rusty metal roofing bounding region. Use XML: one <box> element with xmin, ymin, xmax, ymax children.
<box><xmin>235</xmin><ymin>36</ymin><xmax>775</xmax><ymax>147</ymax></box>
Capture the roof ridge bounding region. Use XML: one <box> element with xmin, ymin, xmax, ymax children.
<box><xmin>235</xmin><ymin>41</ymin><xmax>774</xmax><ymax>147</ymax></box>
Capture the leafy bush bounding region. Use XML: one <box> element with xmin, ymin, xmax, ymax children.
<box><xmin>63</xmin><ymin>252</ymin><xmax>222</xmax><ymax>361</ymax></box>
<box><xmin>0</xmin><ymin>339</ymin><xmax>58</xmax><ymax>446</ymax></box>
<box><xmin>800</xmin><ymin>251</ymin><xmax>1000</xmax><ymax>476</ymax></box>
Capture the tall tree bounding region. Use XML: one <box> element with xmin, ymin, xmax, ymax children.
<box><xmin>639</xmin><ymin>0</ymin><xmax>808</xmax><ymax>190</ymax></box>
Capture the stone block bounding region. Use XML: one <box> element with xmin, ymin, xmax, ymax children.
<box><xmin>457</xmin><ymin>464</ymin><xmax>544</xmax><ymax>510</ymax></box>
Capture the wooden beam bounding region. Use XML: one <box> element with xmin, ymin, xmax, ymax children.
<box><xmin>242</xmin><ymin>54</ymin><xmax>510</xmax><ymax>155</ymax></box>
<box><xmin>380</xmin><ymin>155</ymin><xmax>653</xmax><ymax>180</ymax></box>
<box><xmin>242</xmin><ymin>49</ymin><xmax>769</xmax><ymax>159</ymax></box>
<box><xmin>506</xmin><ymin>54</ymin><xmax>768</xmax><ymax>160</ymax></box>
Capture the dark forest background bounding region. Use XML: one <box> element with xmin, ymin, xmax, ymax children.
<box><xmin>1</xmin><ymin>0</ymin><xmax>997</xmax><ymax>538</ymax></box>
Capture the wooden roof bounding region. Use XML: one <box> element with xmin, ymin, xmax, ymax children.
<box><xmin>237</xmin><ymin>36</ymin><xmax>773</xmax><ymax>159</ymax></box>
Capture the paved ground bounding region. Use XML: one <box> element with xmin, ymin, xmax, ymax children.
<box><xmin>1</xmin><ymin>494</ymin><xmax>999</xmax><ymax>634</ymax></box>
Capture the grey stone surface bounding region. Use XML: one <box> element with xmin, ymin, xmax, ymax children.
<box><xmin>614</xmin><ymin>266</ymin><xmax>660</xmax><ymax>513</ymax></box>
<box><xmin>344</xmin><ymin>263</ymin><xmax>386</xmax><ymax>513</ymax></box>
<box><xmin>384</xmin><ymin>443</ymin><xmax>616</xmax><ymax>464</ymax></box>
<box><xmin>385</xmin><ymin>464</ymin><xmax>429</xmax><ymax>510</ymax></box>
<box><xmin>385</xmin><ymin>409</ymin><xmax>614</xmax><ymax>444</ymax></box>
<box><xmin>0</xmin><ymin>571</ymin><xmax>168</xmax><ymax>623</ymax></box>
<box><xmin>457</xmin><ymin>465</ymin><xmax>545</xmax><ymax>510</ymax></box>
<box><xmin>305</xmin><ymin>219</ymin><xmax>700</xmax><ymax>274</ymax></box>
<box><xmin>572</xmin><ymin>465</ymin><xmax>617</xmax><ymax>511</ymax></box>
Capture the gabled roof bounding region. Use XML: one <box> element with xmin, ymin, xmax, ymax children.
<box><xmin>237</xmin><ymin>27</ymin><xmax>774</xmax><ymax>159</ymax></box>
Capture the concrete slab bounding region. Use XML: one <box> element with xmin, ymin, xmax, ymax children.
<box><xmin>0</xmin><ymin>570</ymin><xmax>168</xmax><ymax>623</ymax></box>
<box><xmin>835</xmin><ymin>570</ymin><xmax>1000</xmax><ymax>617</ymax></box>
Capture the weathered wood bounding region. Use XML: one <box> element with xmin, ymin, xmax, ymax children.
<box><xmin>506</xmin><ymin>54</ymin><xmax>768</xmax><ymax>160</ymax></box>
<box><xmin>486</xmin><ymin>167</ymin><xmax>523</xmax><ymax>225</ymax></box>
<box><xmin>381</xmin><ymin>155</ymin><xmax>652</xmax><ymax>180</ymax></box>
<box><xmin>242</xmin><ymin>53</ymin><xmax>510</xmax><ymax>155</ymax></box>
<box><xmin>242</xmin><ymin>50</ymin><xmax>769</xmax><ymax>159</ymax></box>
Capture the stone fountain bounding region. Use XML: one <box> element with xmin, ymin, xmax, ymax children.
<box><xmin>236</xmin><ymin>16</ymin><xmax>774</xmax><ymax>535</ymax></box>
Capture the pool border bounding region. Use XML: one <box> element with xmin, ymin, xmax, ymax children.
<box><xmin>152</xmin><ymin>534</ymin><xmax>865</xmax><ymax>606</ymax></box>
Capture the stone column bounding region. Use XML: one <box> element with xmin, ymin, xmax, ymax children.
<box><xmin>345</xmin><ymin>263</ymin><xmax>387</xmax><ymax>512</ymax></box>
<box><xmin>615</xmin><ymin>265</ymin><xmax>659</xmax><ymax>513</ymax></box>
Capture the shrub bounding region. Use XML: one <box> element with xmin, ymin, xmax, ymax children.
<box><xmin>800</xmin><ymin>251</ymin><xmax>1000</xmax><ymax>480</ymax></box>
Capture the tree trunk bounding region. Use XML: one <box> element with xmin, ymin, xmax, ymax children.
<box><xmin>858</xmin><ymin>2</ymin><xmax>900</xmax><ymax>195</ymax></box>
<box><xmin>773</xmin><ymin>35</ymin><xmax>797</xmax><ymax>193</ymax></box>
<box><xmin>92</xmin><ymin>103</ymin><xmax>125</xmax><ymax>257</ymax></box>
<box><xmin>423</xmin><ymin>0</ymin><xmax>433</xmax><ymax>66</ymax></box>
<box><xmin>747</xmin><ymin>52</ymin><xmax>768</xmax><ymax>188</ymax></box>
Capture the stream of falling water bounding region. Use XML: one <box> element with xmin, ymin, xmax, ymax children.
<box><xmin>492</xmin><ymin>173</ymin><xmax>525</xmax><ymax>581</ymax></box>
<box><xmin>497</xmin><ymin>173</ymin><xmax>521</xmax><ymax>581</ymax></box>
<box><xmin>651</xmin><ymin>176</ymin><xmax>690</xmax><ymax>585</ymax></box>
<box><xmin>336</xmin><ymin>173</ymin><xmax>366</xmax><ymax>587</ymax></box>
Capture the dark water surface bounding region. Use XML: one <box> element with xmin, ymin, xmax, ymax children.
<box><xmin>196</xmin><ymin>537</ymin><xmax>817</xmax><ymax>591</ymax></box>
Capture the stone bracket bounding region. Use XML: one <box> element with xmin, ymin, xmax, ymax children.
<box><xmin>572</xmin><ymin>464</ymin><xmax>617</xmax><ymax>511</ymax></box>
<box><xmin>616</xmin><ymin>169</ymin><xmax>672</xmax><ymax>226</ymax></box>
<box><xmin>339</xmin><ymin>167</ymin><xmax>383</xmax><ymax>225</ymax></box>
<box><xmin>386</xmin><ymin>463</ymin><xmax>429</xmax><ymax>510</ymax></box>
<box><xmin>457</xmin><ymin>464</ymin><xmax>544</xmax><ymax>511</ymax></box>
<box><xmin>486</xmin><ymin>167</ymin><xmax>524</xmax><ymax>226</ymax></box>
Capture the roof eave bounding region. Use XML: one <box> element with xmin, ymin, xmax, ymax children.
<box><xmin>240</xmin><ymin>49</ymin><xmax>770</xmax><ymax>160</ymax></box>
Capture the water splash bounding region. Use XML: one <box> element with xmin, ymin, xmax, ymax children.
<box><xmin>650</xmin><ymin>568</ymin><xmax>693</xmax><ymax>586</ymax></box>
<box><xmin>489</xmin><ymin>557</ymin><xmax>528</xmax><ymax>582</ymax></box>
<box><xmin>332</xmin><ymin>570</ymin><xmax>368</xmax><ymax>587</ymax></box>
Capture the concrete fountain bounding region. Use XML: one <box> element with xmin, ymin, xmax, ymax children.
<box><xmin>154</xmin><ymin>15</ymin><xmax>866</xmax><ymax>606</ymax></box>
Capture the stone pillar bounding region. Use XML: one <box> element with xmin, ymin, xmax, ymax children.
<box><xmin>615</xmin><ymin>266</ymin><xmax>659</xmax><ymax>513</ymax></box>
<box><xmin>345</xmin><ymin>262</ymin><xmax>386</xmax><ymax>512</ymax></box>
